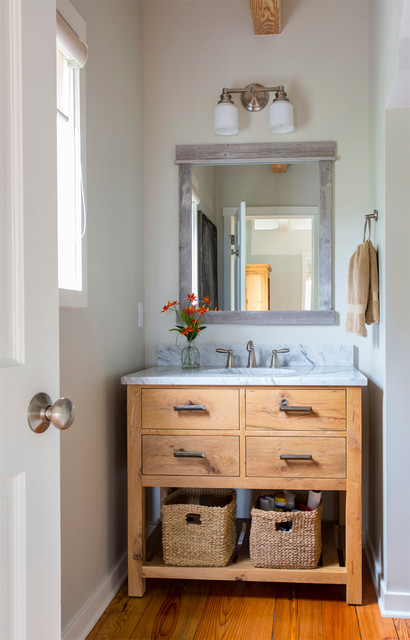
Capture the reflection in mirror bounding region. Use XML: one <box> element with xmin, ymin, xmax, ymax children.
<box><xmin>191</xmin><ymin>164</ymin><xmax>319</xmax><ymax>311</ymax></box>
<box><xmin>243</xmin><ymin>210</ymin><xmax>317</xmax><ymax>311</ymax></box>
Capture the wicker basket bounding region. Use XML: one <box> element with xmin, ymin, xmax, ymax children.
<box><xmin>250</xmin><ymin>493</ymin><xmax>323</xmax><ymax>569</ymax></box>
<box><xmin>161</xmin><ymin>488</ymin><xmax>237</xmax><ymax>567</ymax></box>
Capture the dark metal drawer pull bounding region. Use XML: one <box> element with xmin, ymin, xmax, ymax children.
<box><xmin>279</xmin><ymin>399</ymin><xmax>312</xmax><ymax>412</ymax></box>
<box><xmin>174</xmin><ymin>451</ymin><xmax>206</xmax><ymax>458</ymax></box>
<box><xmin>280</xmin><ymin>454</ymin><xmax>313</xmax><ymax>461</ymax></box>
<box><xmin>174</xmin><ymin>404</ymin><xmax>206</xmax><ymax>412</ymax></box>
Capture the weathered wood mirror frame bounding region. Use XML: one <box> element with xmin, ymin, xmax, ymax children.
<box><xmin>176</xmin><ymin>142</ymin><xmax>336</xmax><ymax>324</ymax></box>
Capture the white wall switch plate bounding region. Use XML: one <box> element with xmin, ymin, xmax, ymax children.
<box><xmin>137</xmin><ymin>302</ymin><xmax>143</xmax><ymax>328</ymax></box>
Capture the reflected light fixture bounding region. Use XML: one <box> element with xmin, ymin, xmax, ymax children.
<box><xmin>214</xmin><ymin>83</ymin><xmax>294</xmax><ymax>135</ymax></box>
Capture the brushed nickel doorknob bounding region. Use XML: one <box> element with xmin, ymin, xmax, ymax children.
<box><xmin>27</xmin><ymin>392</ymin><xmax>75</xmax><ymax>433</ymax></box>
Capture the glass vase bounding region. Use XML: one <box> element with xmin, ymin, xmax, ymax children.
<box><xmin>181</xmin><ymin>341</ymin><xmax>200</xmax><ymax>369</ymax></box>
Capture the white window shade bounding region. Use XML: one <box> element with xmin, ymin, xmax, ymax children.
<box><xmin>57</xmin><ymin>10</ymin><xmax>88</xmax><ymax>68</ymax></box>
<box><xmin>56</xmin><ymin>49</ymin><xmax>70</xmax><ymax>117</ymax></box>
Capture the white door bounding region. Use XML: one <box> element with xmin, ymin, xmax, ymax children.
<box><xmin>0</xmin><ymin>1</ymin><xmax>62</xmax><ymax>638</ymax></box>
<box><xmin>222</xmin><ymin>203</ymin><xmax>246</xmax><ymax>311</ymax></box>
<box><xmin>235</xmin><ymin>202</ymin><xmax>246</xmax><ymax>311</ymax></box>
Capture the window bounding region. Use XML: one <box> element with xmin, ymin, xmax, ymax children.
<box><xmin>57</xmin><ymin>55</ymin><xmax>82</xmax><ymax>291</ymax></box>
<box><xmin>56</xmin><ymin>5</ymin><xmax>87</xmax><ymax>306</ymax></box>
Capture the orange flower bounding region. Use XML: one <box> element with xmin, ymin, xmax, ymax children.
<box><xmin>161</xmin><ymin>300</ymin><xmax>172</xmax><ymax>313</ymax></box>
<box><xmin>161</xmin><ymin>300</ymin><xmax>179</xmax><ymax>313</ymax></box>
<box><xmin>187</xmin><ymin>293</ymin><xmax>196</xmax><ymax>302</ymax></box>
<box><xmin>202</xmin><ymin>296</ymin><xmax>210</xmax><ymax>304</ymax></box>
<box><xmin>198</xmin><ymin>305</ymin><xmax>209</xmax><ymax>316</ymax></box>
<box><xmin>184</xmin><ymin>305</ymin><xmax>198</xmax><ymax>316</ymax></box>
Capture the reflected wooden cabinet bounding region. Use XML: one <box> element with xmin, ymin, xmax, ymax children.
<box><xmin>245</xmin><ymin>264</ymin><xmax>272</xmax><ymax>311</ymax></box>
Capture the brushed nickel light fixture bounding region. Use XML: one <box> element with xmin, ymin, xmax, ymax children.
<box><xmin>214</xmin><ymin>83</ymin><xmax>294</xmax><ymax>135</ymax></box>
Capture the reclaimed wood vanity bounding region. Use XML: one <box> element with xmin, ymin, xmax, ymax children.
<box><xmin>123</xmin><ymin>363</ymin><xmax>366</xmax><ymax>605</ymax></box>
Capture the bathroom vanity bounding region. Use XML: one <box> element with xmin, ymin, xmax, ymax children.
<box><xmin>122</xmin><ymin>350</ymin><xmax>366</xmax><ymax>605</ymax></box>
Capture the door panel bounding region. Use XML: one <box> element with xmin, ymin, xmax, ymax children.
<box><xmin>0</xmin><ymin>1</ymin><xmax>61</xmax><ymax>638</ymax></box>
<box><xmin>235</xmin><ymin>201</ymin><xmax>246</xmax><ymax>310</ymax></box>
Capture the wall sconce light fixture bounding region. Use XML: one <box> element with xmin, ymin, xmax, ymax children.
<box><xmin>214</xmin><ymin>83</ymin><xmax>294</xmax><ymax>136</ymax></box>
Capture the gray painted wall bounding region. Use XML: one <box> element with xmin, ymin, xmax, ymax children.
<box><xmin>367</xmin><ymin>0</ymin><xmax>410</xmax><ymax>615</ymax></box>
<box><xmin>143</xmin><ymin>0</ymin><xmax>371</xmax><ymax>368</ymax></box>
<box><xmin>384</xmin><ymin>106</ymin><xmax>410</xmax><ymax>602</ymax></box>
<box><xmin>60</xmin><ymin>0</ymin><xmax>145</xmax><ymax>630</ymax></box>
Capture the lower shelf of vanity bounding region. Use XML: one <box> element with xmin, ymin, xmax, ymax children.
<box><xmin>142</xmin><ymin>520</ymin><xmax>347</xmax><ymax>586</ymax></box>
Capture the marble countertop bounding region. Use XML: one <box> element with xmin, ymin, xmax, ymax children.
<box><xmin>121</xmin><ymin>365</ymin><xmax>367</xmax><ymax>387</ymax></box>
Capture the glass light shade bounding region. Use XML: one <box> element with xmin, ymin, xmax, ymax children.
<box><xmin>214</xmin><ymin>102</ymin><xmax>239</xmax><ymax>135</ymax></box>
<box><xmin>269</xmin><ymin>100</ymin><xmax>294</xmax><ymax>133</ymax></box>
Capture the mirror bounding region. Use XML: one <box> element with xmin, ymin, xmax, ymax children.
<box><xmin>192</xmin><ymin>163</ymin><xmax>319</xmax><ymax>312</ymax></box>
<box><xmin>177</xmin><ymin>142</ymin><xmax>336</xmax><ymax>325</ymax></box>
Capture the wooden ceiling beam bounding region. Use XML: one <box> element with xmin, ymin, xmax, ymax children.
<box><xmin>249</xmin><ymin>0</ymin><xmax>282</xmax><ymax>35</ymax></box>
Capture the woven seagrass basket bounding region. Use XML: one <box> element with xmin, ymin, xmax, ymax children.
<box><xmin>161</xmin><ymin>488</ymin><xmax>237</xmax><ymax>567</ymax></box>
<box><xmin>250</xmin><ymin>493</ymin><xmax>323</xmax><ymax>569</ymax></box>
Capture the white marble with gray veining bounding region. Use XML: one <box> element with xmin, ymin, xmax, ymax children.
<box><xmin>121</xmin><ymin>365</ymin><xmax>367</xmax><ymax>386</ymax></box>
<box><xmin>122</xmin><ymin>344</ymin><xmax>367</xmax><ymax>386</ymax></box>
<box><xmin>157</xmin><ymin>343</ymin><xmax>354</xmax><ymax>368</ymax></box>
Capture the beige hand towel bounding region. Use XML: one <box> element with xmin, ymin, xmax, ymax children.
<box><xmin>346</xmin><ymin>242</ymin><xmax>370</xmax><ymax>337</ymax></box>
<box><xmin>346</xmin><ymin>240</ymin><xmax>379</xmax><ymax>336</ymax></box>
<box><xmin>365</xmin><ymin>241</ymin><xmax>380</xmax><ymax>324</ymax></box>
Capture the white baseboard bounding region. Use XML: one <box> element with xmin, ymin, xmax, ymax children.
<box><xmin>365</xmin><ymin>532</ymin><xmax>410</xmax><ymax>618</ymax></box>
<box><xmin>62</xmin><ymin>552</ymin><xmax>128</xmax><ymax>640</ymax></box>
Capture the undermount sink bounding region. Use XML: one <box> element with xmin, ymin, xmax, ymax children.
<box><xmin>204</xmin><ymin>367</ymin><xmax>295</xmax><ymax>375</ymax></box>
<box><xmin>236</xmin><ymin>367</ymin><xmax>295</xmax><ymax>375</ymax></box>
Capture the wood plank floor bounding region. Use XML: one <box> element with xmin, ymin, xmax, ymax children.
<box><xmin>86</xmin><ymin>560</ymin><xmax>410</xmax><ymax>640</ymax></box>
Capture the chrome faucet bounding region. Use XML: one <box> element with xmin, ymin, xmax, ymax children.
<box><xmin>271</xmin><ymin>347</ymin><xmax>290</xmax><ymax>368</ymax></box>
<box><xmin>246</xmin><ymin>340</ymin><xmax>257</xmax><ymax>368</ymax></box>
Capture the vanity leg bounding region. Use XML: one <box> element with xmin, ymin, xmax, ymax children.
<box><xmin>345</xmin><ymin>387</ymin><xmax>362</xmax><ymax>605</ymax></box>
<box><xmin>337</xmin><ymin>491</ymin><xmax>346</xmax><ymax>568</ymax></box>
<box><xmin>127</xmin><ymin>386</ymin><xmax>146</xmax><ymax>597</ymax></box>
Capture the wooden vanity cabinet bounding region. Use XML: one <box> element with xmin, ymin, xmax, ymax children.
<box><xmin>127</xmin><ymin>384</ymin><xmax>362</xmax><ymax>605</ymax></box>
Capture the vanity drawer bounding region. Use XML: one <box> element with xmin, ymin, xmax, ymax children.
<box><xmin>246</xmin><ymin>436</ymin><xmax>346</xmax><ymax>478</ymax></box>
<box><xmin>142</xmin><ymin>435</ymin><xmax>240</xmax><ymax>476</ymax></box>
<box><xmin>141</xmin><ymin>388</ymin><xmax>239</xmax><ymax>430</ymax></box>
<box><xmin>245</xmin><ymin>389</ymin><xmax>346</xmax><ymax>431</ymax></box>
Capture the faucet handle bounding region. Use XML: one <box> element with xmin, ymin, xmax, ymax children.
<box><xmin>246</xmin><ymin>340</ymin><xmax>256</xmax><ymax>368</ymax></box>
<box><xmin>271</xmin><ymin>348</ymin><xmax>290</xmax><ymax>368</ymax></box>
<box><xmin>216</xmin><ymin>348</ymin><xmax>234</xmax><ymax>368</ymax></box>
